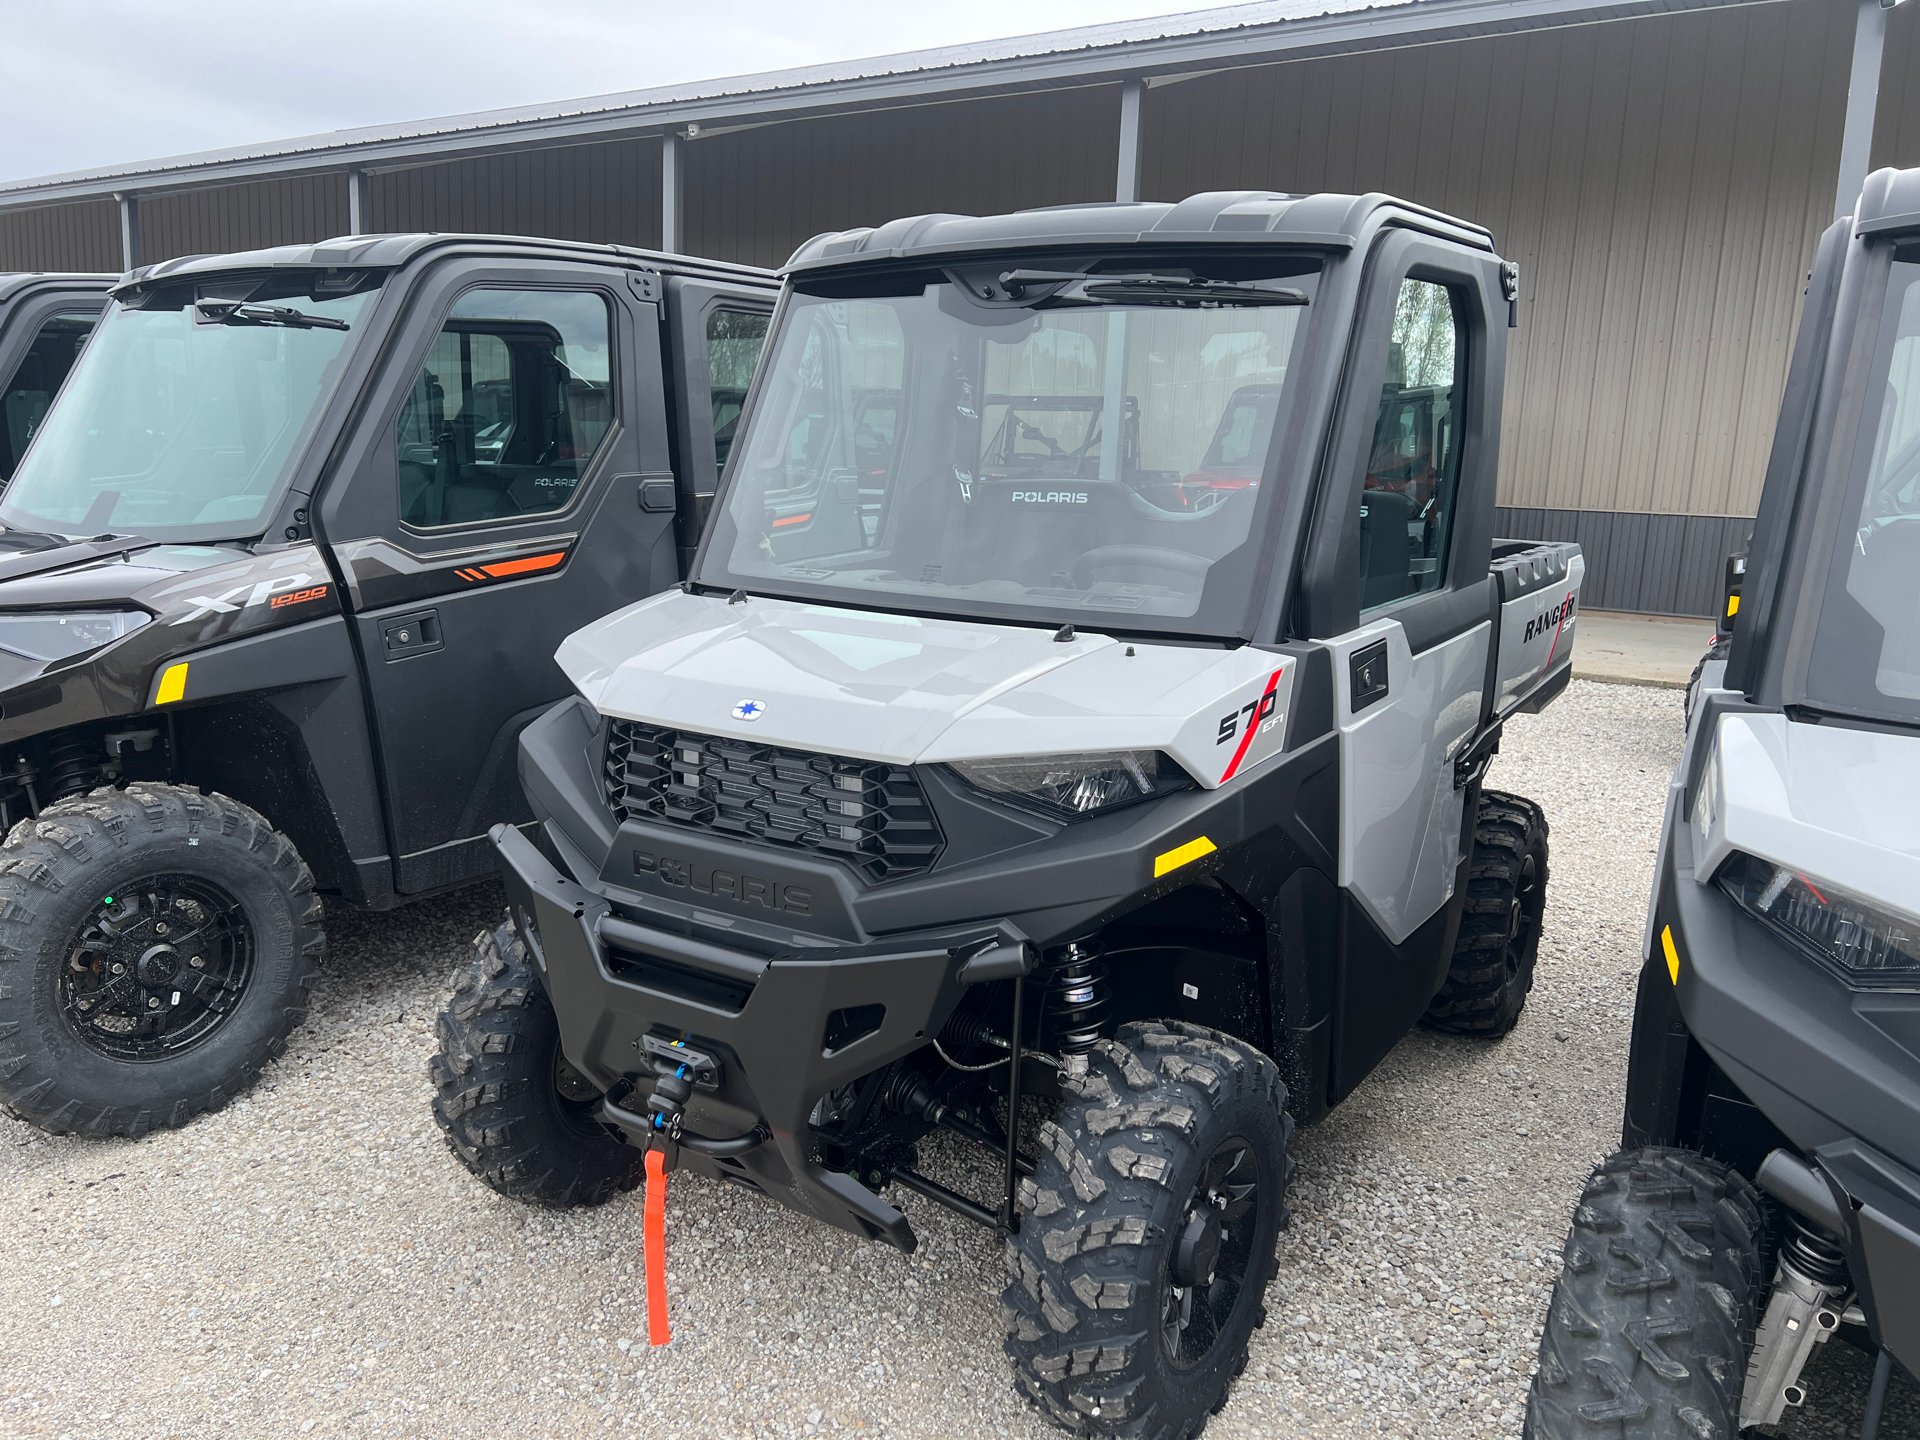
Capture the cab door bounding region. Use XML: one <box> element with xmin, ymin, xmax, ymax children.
<box><xmin>319</xmin><ymin>260</ymin><xmax>678</xmax><ymax>896</ymax></box>
<box><xmin>0</xmin><ymin>288</ymin><xmax>108</xmax><ymax>481</ymax></box>
<box><xmin>1297</xmin><ymin>231</ymin><xmax>1506</xmax><ymax>1099</ymax></box>
<box><xmin>663</xmin><ymin>277</ymin><xmax>773</xmax><ymax>568</ymax></box>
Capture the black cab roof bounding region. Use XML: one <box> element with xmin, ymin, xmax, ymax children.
<box><xmin>0</xmin><ymin>273</ymin><xmax>116</xmax><ymax>303</ymax></box>
<box><xmin>114</xmin><ymin>233</ymin><xmax>777</xmax><ymax>300</ymax></box>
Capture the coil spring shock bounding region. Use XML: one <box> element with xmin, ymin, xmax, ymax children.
<box><xmin>1036</xmin><ymin>939</ymin><xmax>1110</xmax><ymax>1075</ymax></box>
<box><xmin>1780</xmin><ymin>1213</ymin><xmax>1850</xmax><ymax>1289</ymax></box>
<box><xmin>46</xmin><ymin>735</ymin><xmax>102</xmax><ymax>804</ymax></box>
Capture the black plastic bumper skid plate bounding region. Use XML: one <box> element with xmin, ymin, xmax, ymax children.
<box><xmin>491</xmin><ymin>821</ymin><xmax>971</xmax><ymax>1251</ymax></box>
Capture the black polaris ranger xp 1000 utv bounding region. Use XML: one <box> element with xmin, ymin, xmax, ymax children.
<box><xmin>432</xmin><ymin>189</ymin><xmax>1587</xmax><ymax>1434</ymax></box>
<box><xmin>1526</xmin><ymin>167</ymin><xmax>1920</xmax><ymax>1440</ymax></box>
<box><xmin>0</xmin><ymin>234</ymin><xmax>776</xmax><ymax>1137</ymax></box>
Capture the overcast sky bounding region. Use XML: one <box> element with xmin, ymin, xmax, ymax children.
<box><xmin>0</xmin><ymin>0</ymin><xmax>1201</xmax><ymax>183</ymax></box>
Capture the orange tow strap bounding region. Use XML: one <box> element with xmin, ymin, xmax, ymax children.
<box><xmin>643</xmin><ymin>1148</ymin><xmax>671</xmax><ymax>1346</ymax></box>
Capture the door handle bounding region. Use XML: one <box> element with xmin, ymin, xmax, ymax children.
<box><xmin>382</xmin><ymin>609</ymin><xmax>442</xmax><ymax>660</ymax></box>
<box><xmin>1349</xmin><ymin>640</ymin><xmax>1389</xmax><ymax>712</ymax></box>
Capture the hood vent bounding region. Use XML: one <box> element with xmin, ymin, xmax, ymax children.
<box><xmin>603</xmin><ymin>720</ymin><xmax>944</xmax><ymax>883</ymax></box>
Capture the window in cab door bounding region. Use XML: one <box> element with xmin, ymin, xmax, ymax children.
<box><xmin>704</xmin><ymin>307</ymin><xmax>769</xmax><ymax>472</ymax></box>
<box><xmin>396</xmin><ymin>289</ymin><xmax>613</xmax><ymax>529</ymax></box>
<box><xmin>1</xmin><ymin>312</ymin><xmax>99</xmax><ymax>482</ymax></box>
<box><xmin>1360</xmin><ymin>280</ymin><xmax>1466</xmax><ymax>613</ymax></box>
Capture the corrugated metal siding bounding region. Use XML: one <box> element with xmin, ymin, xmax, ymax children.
<box><xmin>371</xmin><ymin>138</ymin><xmax>662</xmax><ymax>250</ymax></box>
<box><xmin>1871</xmin><ymin>0</ymin><xmax>1920</xmax><ymax>170</ymax></box>
<box><xmin>1144</xmin><ymin>0</ymin><xmax>1857</xmax><ymax>522</ymax></box>
<box><xmin>140</xmin><ymin>174</ymin><xmax>349</xmax><ymax>265</ymax></box>
<box><xmin>1496</xmin><ymin>505</ymin><xmax>1752</xmax><ymax>614</ymax></box>
<box><xmin>0</xmin><ymin>200</ymin><xmax>119</xmax><ymax>273</ymax></box>
<box><xmin>686</xmin><ymin>86</ymin><xmax>1119</xmax><ymax>269</ymax></box>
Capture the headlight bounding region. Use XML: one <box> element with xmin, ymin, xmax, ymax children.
<box><xmin>0</xmin><ymin>611</ymin><xmax>151</xmax><ymax>663</ymax></box>
<box><xmin>949</xmin><ymin>750</ymin><xmax>1192</xmax><ymax>820</ymax></box>
<box><xmin>1716</xmin><ymin>851</ymin><xmax>1920</xmax><ymax>986</ymax></box>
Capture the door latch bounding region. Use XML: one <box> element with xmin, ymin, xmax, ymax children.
<box><xmin>1349</xmin><ymin>640</ymin><xmax>1389</xmax><ymax>712</ymax></box>
<box><xmin>381</xmin><ymin>610</ymin><xmax>442</xmax><ymax>661</ymax></box>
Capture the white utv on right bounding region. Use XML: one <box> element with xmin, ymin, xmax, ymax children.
<box><xmin>1527</xmin><ymin>167</ymin><xmax>1920</xmax><ymax>1440</ymax></box>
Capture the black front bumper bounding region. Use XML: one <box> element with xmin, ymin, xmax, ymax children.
<box><xmin>493</xmin><ymin>820</ymin><xmax>1009</xmax><ymax>1250</ymax></box>
<box><xmin>1632</xmin><ymin>788</ymin><xmax>1920</xmax><ymax>1369</ymax></box>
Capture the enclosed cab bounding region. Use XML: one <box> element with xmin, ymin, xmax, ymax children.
<box><xmin>1528</xmin><ymin>167</ymin><xmax>1920</xmax><ymax>1437</ymax></box>
<box><xmin>0</xmin><ymin>235</ymin><xmax>776</xmax><ymax>1138</ymax></box>
<box><xmin>434</xmin><ymin>189</ymin><xmax>1585</xmax><ymax>1434</ymax></box>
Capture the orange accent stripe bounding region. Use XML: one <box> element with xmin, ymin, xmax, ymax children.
<box><xmin>455</xmin><ymin>568</ymin><xmax>483</xmax><ymax>581</ymax></box>
<box><xmin>770</xmin><ymin>513</ymin><xmax>812</xmax><ymax>528</ymax></box>
<box><xmin>479</xmin><ymin>551</ymin><xmax>567</xmax><ymax>579</ymax></box>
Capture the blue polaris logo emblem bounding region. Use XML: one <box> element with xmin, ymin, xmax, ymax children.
<box><xmin>731</xmin><ymin>699</ymin><xmax>766</xmax><ymax>721</ymax></box>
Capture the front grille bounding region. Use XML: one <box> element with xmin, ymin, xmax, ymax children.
<box><xmin>603</xmin><ymin>719</ymin><xmax>944</xmax><ymax>883</ymax></box>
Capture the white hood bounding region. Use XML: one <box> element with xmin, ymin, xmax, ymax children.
<box><xmin>1693</xmin><ymin>711</ymin><xmax>1920</xmax><ymax>916</ymax></box>
<box><xmin>555</xmin><ymin>592</ymin><xmax>1297</xmax><ymax>788</ymax></box>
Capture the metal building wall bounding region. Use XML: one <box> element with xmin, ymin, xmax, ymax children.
<box><xmin>140</xmin><ymin>173</ymin><xmax>349</xmax><ymax>265</ymax></box>
<box><xmin>1144</xmin><ymin>0</ymin><xmax>1860</xmax><ymax>615</ymax></box>
<box><xmin>1870</xmin><ymin>0</ymin><xmax>1920</xmax><ymax>172</ymax></box>
<box><xmin>0</xmin><ymin>199</ymin><xmax>119</xmax><ymax>273</ymax></box>
<box><xmin>685</xmin><ymin>86</ymin><xmax>1121</xmax><ymax>269</ymax></box>
<box><xmin>369</xmin><ymin>138</ymin><xmax>663</xmax><ymax>251</ymax></box>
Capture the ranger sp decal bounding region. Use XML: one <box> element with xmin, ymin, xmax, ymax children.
<box><xmin>1525</xmin><ymin>590</ymin><xmax>1578</xmax><ymax>667</ymax></box>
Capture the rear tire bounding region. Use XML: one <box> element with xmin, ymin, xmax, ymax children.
<box><xmin>431</xmin><ymin>920</ymin><xmax>642</xmax><ymax>1208</ymax></box>
<box><xmin>1003</xmin><ymin>1020</ymin><xmax>1291</xmax><ymax>1437</ymax></box>
<box><xmin>1424</xmin><ymin>790</ymin><xmax>1548</xmax><ymax>1037</ymax></box>
<box><xmin>1684</xmin><ymin>638</ymin><xmax>1722</xmax><ymax>729</ymax></box>
<box><xmin>1525</xmin><ymin>1147</ymin><xmax>1763</xmax><ymax>1439</ymax></box>
<box><xmin>0</xmin><ymin>784</ymin><xmax>323</xmax><ymax>1137</ymax></box>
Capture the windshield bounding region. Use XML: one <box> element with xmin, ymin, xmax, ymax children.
<box><xmin>698</xmin><ymin>261</ymin><xmax>1318</xmax><ymax>634</ymax></box>
<box><xmin>1806</xmin><ymin>252</ymin><xmax>1920</xmax><ymax>724</ymax></box>
<box><xmin>0</xmin><ymin>279</ymin><xmax>376</xmax><ymax>541</ymax></box>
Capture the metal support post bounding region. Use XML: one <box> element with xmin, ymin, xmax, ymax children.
<box><xmin>1115</xmin><ymin>77</ymin><xmax>1146</xmax><ymax>203</ymax></box>
<box><xmin>347</xmin><ymin>168</ymin><xmax>370</xmax><ymax>234</ymax></box>
<box><xmin>661</xmin><ymin>132</ymin><xmax>685</xmax><ymax>254</ymax></box>
<box><xmin>1835</xmin><ymin>0</ymin><xmax>1900</xmax><ymax>220</ymax></box>
<box><xmin>115</xmin><ymin>192</ymin><xmax>140</xmax><ymax>272</ymax></box>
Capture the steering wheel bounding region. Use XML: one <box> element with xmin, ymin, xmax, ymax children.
<box><xmin>1072</xmin><ymin>546</ymin><xmax>1211</xmax><ymax>591</ymax></box>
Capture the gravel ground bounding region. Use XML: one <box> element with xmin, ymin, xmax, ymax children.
<box><xmin>3</xmin><ymin>678</ymin><xmax>1915</xmax><ymax>1440</ymax></box>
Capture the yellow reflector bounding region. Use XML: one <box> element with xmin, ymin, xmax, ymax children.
<box><xmin>155</xmin><ymin>662</ymin><xmax>189</xmax><ymax>706</ymax></box>
<box><xmin>1726</xmin><ymin>594</ymin><xmax>1740</xmax><ymax>617</ymax></box>
<box><xmin>1661</xmin><ymin>925</ymin><xmax>1680</xmax><ymax>985</ymax></box>
<box><xmin>1154</xmin><ymin>836</ymin><xmax>1217</xmax><ymax>878</ymax></box>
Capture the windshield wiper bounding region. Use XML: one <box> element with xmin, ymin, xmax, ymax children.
<box><xmin>193</xmin><ymin>299</ymin><xmax>349</xmax><ymax>331</ymax></box>
<box><xmin>1081</xmin><ymin>277</ymin><xmax>1307</xmax><ymax>307</ymax></box>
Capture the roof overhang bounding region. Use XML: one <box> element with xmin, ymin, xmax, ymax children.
<box><xmin>0</xmin><ymin>0</ymin><xmax>1788</xmax><ymax>214</ymax></box>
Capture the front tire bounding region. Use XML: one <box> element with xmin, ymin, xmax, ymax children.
<box><xmin>431</xmin><ymin>921</ymin><xmax>642</xmax><ymax>1208</ymax></box>
<box><xmin>1003</xmin><ymin>1021</ymin><xmax>1292</xmax><ymax>1436</ymax></box>
<box><xmin>1526</xmin><ymin>1147</ymin><xmax>1763</xmax><ymax>1439</ymax></box>
<box><xmin>1425</xmin><ymin>790</ymin><xmax>1549</xmax><ymax>1037</ymax></box>
<box><xmin>0</xmin><ymin>785</ymin><xmax>323</xmax><ymax>1137</ymax></box>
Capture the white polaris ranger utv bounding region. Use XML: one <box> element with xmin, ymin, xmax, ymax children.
<box><xmin>1528</xmin><ymin>167</ymin><xmax>1920</xmax><ymax>1440</ymax></box>
<box><xmin>432</xmin><ymin>189</ymin><xmax>1585</xmax><ymax>1434</ymax></box>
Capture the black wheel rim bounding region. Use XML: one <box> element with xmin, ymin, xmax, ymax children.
<box><xmin>57</xmin><ymin>875</ymin><xmax>255</xmax><ymax>1062</ymax></box>
<box><xmin>1162</xmin><ymin>1136</ymin><xmax>1261</xmax><ymax>1370</ymax></box>
<box><xmin>1506</xmin><ymin>852</ymin><xmax>1540</xmax><ymax>977</ymax></box>
<box><xmin>549</xmin><ymin>1044</ymin><xmax>609</xmax><ymax>1139</ymax></box>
